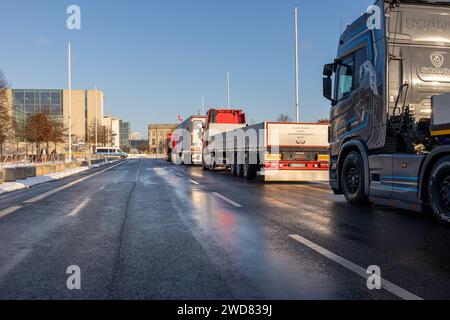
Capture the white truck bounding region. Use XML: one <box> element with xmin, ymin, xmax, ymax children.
<box><xmin>206</xmin><ymin>120</ymin><xmax>330</xmax><ymax>182</ymax></box>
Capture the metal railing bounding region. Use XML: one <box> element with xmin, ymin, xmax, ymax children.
<box><xmin>0</xmin><ymin>154</ymin><xmax>66</xmax><ymax>168</ymax></box>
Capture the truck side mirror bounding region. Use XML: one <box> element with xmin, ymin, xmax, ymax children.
<box><xmin>323</xmin><ymin>63</ymin><xmax>335</xmax><ymax>77</ymax></box>
<box><xmin>323</xmin><ymin>77</ymin><xmax>334</xmax><ymax>103</ymax></box>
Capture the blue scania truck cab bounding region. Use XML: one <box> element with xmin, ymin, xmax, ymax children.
<box><xmin>323</xmin><ymin>0</ymin><xmax>450</xmax><ymax>222</ymax></box>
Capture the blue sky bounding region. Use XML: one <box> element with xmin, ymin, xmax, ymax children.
<box><xmin>0</xmin><ymin>0</ymin><xmax>373</xmax><ymax>136</ymax></box>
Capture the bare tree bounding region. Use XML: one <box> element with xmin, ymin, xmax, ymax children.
<box><xmin>277</xmin><ymin>114</ymin><xmax>293</xmax><ymax>122</ymax></box>
<box><xmin>0</xmin><ymin>70</ymin><xmax>13</xmax><ymax>157</ymax></box>
<box><xmin>25</xmin><ymin>113</ymin><xmax>53</xmax><ymax>153</ymax></box>
<box><xmin>97</xmin><ymin>124</ymin><xmax>114</xmax><ymax>147</ymax></box>
<box><xmin>49</xmin><ymin>118</ymin><xmax>67</xmax><ymax>151</ymax></box>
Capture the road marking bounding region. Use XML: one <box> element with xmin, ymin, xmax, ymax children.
<box><xmin>67</xmin><ymin>198</ymin><xmax>90</xmax><ymax>217</ymax></box>
<box><xmin>0</xmin><ymin>206</ymin><xmax>22</xmax><ymax>219</ymax></box>
<box><xmin>98</xmin><ymin>186</ymin><xmax>106</xmax><ymax>191</ymax></box>
<box><xmin>174</xmin><ymin>172</ymin><xmax>184</xmax><ymax>177</ymax></box>
<box><xmin>189</xmin><ymin>179</ymin><xmax>200</xmax><ymax>185</ymax></box>
<box><xmin>23</xmin><ymin>161</ymin><xmax>125</xmax><ymax>204</ymax></box>
<box><xmin>288</xmin><ymin>234</ymin><xmax>423</xmax><ymax>301</ymax></box>
<box><xmin>212</xmin><ymin>192</ymin><xmax>243</xmax><ymax>208</ymax></box>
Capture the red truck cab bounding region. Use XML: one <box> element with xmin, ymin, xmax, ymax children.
<box><xmin>202</xmin><ymin>109</ymin><xmax>247</xmax><ymax>169</ymax></box>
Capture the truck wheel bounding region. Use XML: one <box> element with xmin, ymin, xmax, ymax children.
<box><xmin>244</xmin><ymin>152</ymin><xmax>258</xmax><ymax>180</ymax></box>
<box><xmin>230</xmin><ymin>153</ymin><xmax>238</xmax><ymax>177</ymax></box>
<box><xmin>429</xmin><ymin>156</ymin><xmax>450</xmax><ymax>223</ymax></box>
<box><xmin>341</xmin><ymin>151</ymin><xmax>368</xmax><ymax>205</ymax></box>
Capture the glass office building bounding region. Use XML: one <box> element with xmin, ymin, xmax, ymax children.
<box><xmin>119</xmin><ymin>120</ymin><xmax>130</xmax><ymax>150</ymax></box>
<box><xmin>12</xmin><ymin>89</ymin><xmax>63</xmax><ymax>140</ymax></box>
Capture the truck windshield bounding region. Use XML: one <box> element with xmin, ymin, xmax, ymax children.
<box><xmin>192</xmin><ymin>120</ymin><xmax>203</xmax><ymax>147</ymax></box>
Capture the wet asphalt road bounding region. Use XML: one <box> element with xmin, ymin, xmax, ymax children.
<box><xmin>0</xmin><ymin>159</ymin><xmax>450</xmax><ymax>300</ymax></box>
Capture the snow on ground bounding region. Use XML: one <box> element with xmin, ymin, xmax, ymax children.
<box><xmin>0</xmin><ymin>161</ymin><xmax>119</xmax><ymax>196</ymax></box>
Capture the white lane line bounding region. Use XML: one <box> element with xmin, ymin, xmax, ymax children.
<box><xmin>67</xmin><ymin>198</ymin><xmax>90</xmax><ymax>217</ymax></box>
<box><xmin>189</xmin><ymin>179</ymin><xmax>200</xmax><ymax>185</ymax></box>
<box><xmin>0</xmin><ymin>206</ymin><xmax>22</xmax><ymax>219</ymax></box>
<box><xmin>23</xmin><ymin>161</ymin><xmax>125</xmax><ymax>204</ymax></box>
<box><xmin>212</xmin><ymin>192</ymin><xmax>243</xmax><ymax>208</ymax></box>
<box><xmin>98</xmin><ymin>185</ymin><xmax>106</xmax><ymax>191</ymax></box>
<box><xmin>289</xmin><ymin>234</ymin><xmax>423</xmax><ymax>301</ymax></box>
<box><xmin>174</xmin><ymin>172</ymin><xmax>184</xmax><ymax>177</ymax></box>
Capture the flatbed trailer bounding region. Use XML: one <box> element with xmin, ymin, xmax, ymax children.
<box><xmin>208</xmin><ymin>122</ymin><xmax>330</xmax><ymax>182</ymax></box>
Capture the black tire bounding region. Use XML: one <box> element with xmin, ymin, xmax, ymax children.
<box><xmin>210</xmin><ymin>156</ymin><xmax>216</xmax><ymax>172</ymax></box>
<box><xmin>341</xmin><ymin>151</ymin><xmax>368</xmax><ymax>205</ymax></box>
<box><xmin>429</xmin><ymin>156</ymin><xmax>450</xmax><ymax>223</ymax></box>
<box><xmin>230</xmin><ymin>153</ymin><xmax>238</xmax><ymax>177</ymax></box>
<box><xmin>244</xmin><ymin>152</ymin><xmax>258</xmax><ymax>180</ymax></box>
<box><xmin>202</xmin><ymin>159</ymin><xmax>208</xmax><ymax>170</ymax></box>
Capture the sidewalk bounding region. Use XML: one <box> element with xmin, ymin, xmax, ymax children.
<box><xmin>0</xmin><ymin>160</ymin><xmax>119</xmax><ymax>196</ymax></box>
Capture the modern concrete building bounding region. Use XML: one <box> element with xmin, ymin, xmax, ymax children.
<box><xmin>148</xmin><ymin>124</ymin><xmax>177</xmax><ymax>155</ymax></box>
<box><xmin>130</xmin><ymin>132</ymin><xmax>141</xmax><ymax>141</ymax></box>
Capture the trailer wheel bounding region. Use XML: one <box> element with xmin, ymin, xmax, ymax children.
<box><xmin>341</xmin><ymin>151</ymin><xmax>368</xmax><ymax>205</ymax></box>
<box><xmin>237</xmin><ymin>162</ymin><xmax>245</xmax><ymax>177</ymax></box>
<box><xmin>230</xmin><ymin>153</ymin><xmax>238</xmax><ymax>177</ymax></box>
<box><xmin>210</xmin><ymin>157</ymin><xmax>217</xmax><ymax>172</ymax></box>
<box><xmin>244</xmin><ymin>152</ymin><xmax>258</xmax><ymax>180</ymax></box>
<box><xmin>429</xmin><ymin>156</ymin><xmax>450</xmax><ymax>223</ymax></box>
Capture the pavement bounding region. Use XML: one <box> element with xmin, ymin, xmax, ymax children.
<box><xmin>0</xmin><ymin>159</ymin><xmax>449</xmax><ymax>300</ymax></box>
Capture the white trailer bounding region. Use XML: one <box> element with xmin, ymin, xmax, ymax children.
<box><xmin>208</xmin><ymin>122</ymin><xmax>330</xmax><ymax>182</ymax></box>
<box><xmin>174</xmin><ymin>116</ymin><xmax>206</xmax><ymax>165</ymax></box>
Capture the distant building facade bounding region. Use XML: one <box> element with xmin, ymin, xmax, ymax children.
<box><xmin>148</xmin><ymin>124</ymin><xmax>177</xmax><ymax>155</ymax></box>
<box><xmin>130</xmin><ymin>132</ymin><xmax>141</xmax><ymax>141</ymax></box>
<box><xmin>130</xmin><ymin>140</ymin><xmax>149</xmax><ymax>153</ymax></box>
<box><xmin>103</xmin><ymin>115</ymin><xmax>120</xmax><ymax>148</ymax></box>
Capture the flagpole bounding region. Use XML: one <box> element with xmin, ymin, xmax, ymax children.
<box><xmin>95</xmin><ymin>84</ymin><xmax>98</xmax><ymax>150</ymax></box>
<box><xmin>201</xmin><ymin>96</ymin><xmax>205</xmax><ymax>116</ymax></box>
<box><xmin>227</xmin><ymin>71</ymin><xmax>231</xmax><ymax>109</ymax></box>
<box><xmin>68</xmin><ymin>42</ymin><xmax>72</xmax><ymax>162</ymax></box>
<box><xmin>294</xmin><ymin>7</ymin><xmax>300</xmax><ymax>123</ymax></box>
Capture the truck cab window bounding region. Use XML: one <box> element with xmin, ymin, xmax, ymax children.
<box><xmin>336</xmin><ymin>58</ymin><xmax>354</xmax><ymax>101</ymax></box>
